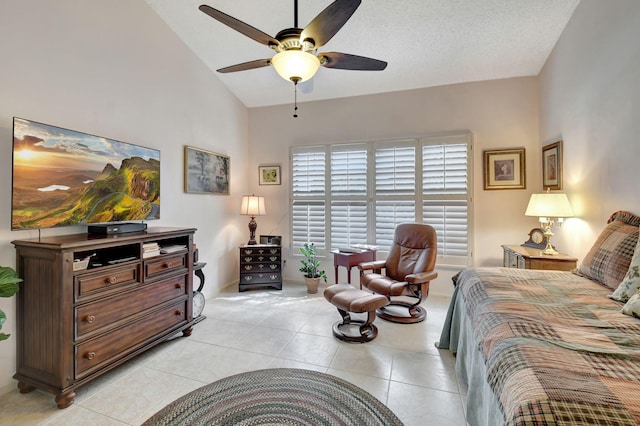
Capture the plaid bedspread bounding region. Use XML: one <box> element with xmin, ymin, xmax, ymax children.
<box><xmin>457</xmin><ymin>267</ymin><xmax>640</xmax><ymax>425</ymax></box>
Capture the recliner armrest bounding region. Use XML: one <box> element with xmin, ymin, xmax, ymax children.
<box><xmin>358</xmin><ymin>260</ymin><xmax>387</xmax><ymax>271</ymax></box>
<box><xmin>405</xmin><ymin>271</ymin><xmax>438</xmax><ymax>284</ymax></box>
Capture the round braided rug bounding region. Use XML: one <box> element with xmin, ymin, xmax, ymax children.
<box><xmin>143</xmin><ymin>368</ymin><xmax>403</xmax><ymax>426</ymax></box>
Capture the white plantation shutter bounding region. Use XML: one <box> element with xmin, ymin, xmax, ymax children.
<box><xmin>292</xmin><ymin>149</ymin><xmax>325</xmax><ymax>195</ymax></box>
<box><xmin>375</xmin><ymin>144</ymin><xmax>415</xmax><ymax>195</ymax></box>
<box><xmin>331</xmin><ymin>201</ymin><xmax>367</xmax><ymax>249</ymax></box>
<box><xmin>291</xmin><ymin>149</ymin><xmax>326</xmax><ymax>251</ymax></box>
<box><xmin>292</xmin><ymin>201</ymin><xmax>326</xmax><ymax>250</ymax></box>
<box><xmin>291</xmin><ymin>134</ymin><xmax>472</xmax><ymax>264</ymax></box>
<box><xmin>423</xmin><ymin>201</ymin><xmax>468</xmax><ymax>264</ymax></box>
<box><xmin>375</xmin><ymin>201</ymin><xmax>416</xmax><ymax>249</ymax></box>
<box><xmin>330</xmin><ymin>145</ymin><xmax>367</xmax><ymax>250</ymax></box>
<box><xmin>423</xmin><ymin>143</ymin><xmax>468</xmax><ymax>194</ymax></box>
<box><xmin>422</xmin><ymin>139</ymin><xmax>470</xmax><ymax>264</ymax></box>
<box><xmin>331</xmin><ymin>146</ymin><xmax>367</xmax><ymax>196</ymax></box>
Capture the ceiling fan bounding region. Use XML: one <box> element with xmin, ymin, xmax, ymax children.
<box><xmin>198</xmin><ymin>0</ymin><xmax>388</xmax><ymax>89</ymax></box>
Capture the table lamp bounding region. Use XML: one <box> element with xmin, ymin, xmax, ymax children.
<box><xmin>525</xmin><ymin>191</ymin><xmax>573</xmax><ymax>255</ymax></box>
<box><xmin>240</xmin><ymin>194</ymin><xmax>266</xmax><ymax>245</ymax></box>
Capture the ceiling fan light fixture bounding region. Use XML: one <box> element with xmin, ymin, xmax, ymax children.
<box><xmin>271</xmin><ymin>50</ymin><xmax>320</xmax><ymax>83</ymax></box>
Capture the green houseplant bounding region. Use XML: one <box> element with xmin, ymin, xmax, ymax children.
<box><xmin>299</xmin><ymin>243</ymin><xmax>327</xmax><ymax>294</ymax></box>
<box><xmin>0</xmin><ymin>266</ymin><xmax>22</xmax><ymax>342</ymax></box>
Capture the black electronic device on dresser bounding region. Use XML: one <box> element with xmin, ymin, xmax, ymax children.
<box><xmin>239</xmin><ymin>244</ymin><xmax>282</xmax><ymax>291</ymax></box>
<box><xmin>12</xmin><ymin>227</ymin><xmax>197</xmax><ymax>409</ymax></box>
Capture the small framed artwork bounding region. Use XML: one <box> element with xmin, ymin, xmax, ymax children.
<box><xmin>258</xmin><ymin>165</ymin><xmax>281</xmax><ymax>185</ymax></box>
<box><xmin>184</xmin><ymin>146</ymin><xmax>230</xmax><ymax>195</ymax></box>
<box><xmin>542</xmin><ymin>141</ymin><xmax>562</xmax><ymax>190</ymax></box>
<box><xmin>483</xmin><ymin>148</ymin><xmax>526</xmax><ymax>190</ymax></box>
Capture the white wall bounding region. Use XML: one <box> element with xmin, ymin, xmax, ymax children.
<box><xmin>0</xmin><ymin>1</ymin><xmax>250</xmax><ymax>393</ymax></box>
<box><xmin>539</xmin><ymin>0</ymin><xmax>640</xmax><ymax>259</ymax></box>
<box><xmin>248</xmin><ymin>77</ymin><xmax>541</xmax><ymax>295</ymax></box>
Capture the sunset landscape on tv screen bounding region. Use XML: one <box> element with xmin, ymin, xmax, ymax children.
<box><xmin>11</xmin><ymin>117</ymin><xmax>160</xmax><ymax>230</ymax></box>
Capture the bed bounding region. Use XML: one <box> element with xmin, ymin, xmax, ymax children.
<box><xmin>437</xmin><ymin>211</ymin><xmax>640</xmax><ymax>425</ymax></box>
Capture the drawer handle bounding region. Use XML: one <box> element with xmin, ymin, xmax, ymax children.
<box><xmin>270</xmin><ymin>265</ymin><xmax>277</xmax><ymax>270</ymax></box>
<box><xmin>258</xmin><ymin>250</ymin><xmax>265</xmax><ymax>254</ymax></box>
<box><xmin>270</xmin><ymin>274</ymin><xmax>277</xmax><ymax>280</ymax></box>
<box><xmin>85</xmin><ymin>315</ymin><xmax>96</xmax><ymax>323</ymax></box>
<box><xmin>244</xmin><ymin>257</ymin><xmax>251</xmax><ymax>262</ymax></box>
<box><xmin>244</xmin><ymin>265</ymin><xmax>253</xmax><ymax>271</ymax></box>
<box><xmin>163</xmin><ymin>262</ymin><xmax>173</xmax><ymax>269</ymax></box>
<box><xmin>175</xmin><ymin>310</ymin><xmax>184</xmax><ymax>316</ymax></box>
<box><xmin>258</xmin><ymin>264</ymin><xmax>264</xmax><ymax>269</ymax></box>
<box><xmin>85</xmin><ymin>351</ymin><xmax>96</xmax><ymax>360</ymax></box>
<box><xmin>244</xmin><ymin>250</ymin><xmax>253</xmax><ymax>254</ymax></box>
<box><xmin>106</xmin><ymin>276</ymin><xmax>117</xmax><ymax>284</ymax></box>
<box><xmin>270</xmin><ymin>249</ymin><xmax>277</xmax><ymax>254</ymax></box>
<box><xmin>258</xmin><ymin>256</ymin><xmax>264</xmax><ymax>261</ymax></box>
<box><xmin>175</xmin><ymin>283</ymin><xmax>184</xmax><ymax>289</ymax></box>
<box><xmin>270</xmin><ymin>256</ymin><xmax>277</xmax><ymax>261</ymax></box>
<box><xmin>245</xmin><ymin>276</ymin><xmax>253</xmax><ymax>281</ymax></box>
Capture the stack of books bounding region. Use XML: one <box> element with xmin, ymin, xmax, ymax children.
<box><xmin>143</xmin><ymin>242</ymin><xmax>161</xmax><ymax>258</ymax></box>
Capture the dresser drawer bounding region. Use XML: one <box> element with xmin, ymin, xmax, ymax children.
<box><xmin>241</xmin><ymin>262</ymin><xmax>281</xmax><ymax>273</ymax></box>
<box><xmin>75</xmin><ymin>300</ymin><xmax>187</xmax><ymax>378</ymax></box>
<box><xmin>144</xmin><ymin>253</ymin><xmax>187</xmax><ymax>280</ymax></box>
<box><xmin>75</xmin><ymin>275</ymin><xmax>187</xmax><ymax>339</ymax></box>
<box><xmin>240</xmin><ymin>272</ymin><xmax>282</xmax><ymax>285</ymax></box>
<box><xmin>75</xmin><ymin>264</ymin><xmax>140</xmax><ymax>301</ymax></box>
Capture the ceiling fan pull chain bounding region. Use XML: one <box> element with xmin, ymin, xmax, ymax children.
<box><xmin>293</xmin><ymin>80</ymin><xmax>299</xmax><ymax>118</ymax></box>
<box><xmin>291</xmin><ymin>76</ymin><xmax>301</xmax><ymax>118</ymax></box>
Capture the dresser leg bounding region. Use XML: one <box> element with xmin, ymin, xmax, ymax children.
<box><xmin>55</xmin><ymin>391</ymin><xmax>75</xmax><ymax>409</ymax></box>
<box><xmin>182</xmin><ymin>326</ymin><xmax>193</xmax><ymax>337</ymax></box>
<box><xmin>17</xmin><ymin>382</ymin><xmax>35</xmax><ymax>393</ymax></box>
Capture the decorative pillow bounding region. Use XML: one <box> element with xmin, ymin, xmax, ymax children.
<box><xmin>610</xmin><ymin>234</ymin><xmax>640</xmax><ymax>302</ymax></box>
<box><xmin>576</xmin><ymin>219</ymin><xmax>639</xmax><ymax>290</ymax></box>
<box><xmin>622</xmin><ymin>292</ymin><xmax>640</xmax><ymax>318</ymax></box>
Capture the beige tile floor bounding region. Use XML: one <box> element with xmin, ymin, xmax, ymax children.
<box><xmin>0</xmin><ymin>282</ymin><xmax>467</xmax><ymax>426</ymax></box>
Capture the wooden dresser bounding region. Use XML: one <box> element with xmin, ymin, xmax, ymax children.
<box><xmin>239</xmin><ymin>245</ymin><xmax>282</xmax><ymax>291</ymax></box>
<box><xmin>502</xmin><ymin>244</ymin><xmax>578</xmax><ymax>271</ymax></box>
<box><xmin>12</xmin><ymin>227</ymin><xmax>197</xmax><ymax>408</ymax></box>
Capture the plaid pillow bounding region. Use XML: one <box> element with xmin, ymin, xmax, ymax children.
<box><xmin>610</xmin><ymin>235</ymin><xmax>640</xmax><ymax>302</ymax></box>
<box><xmin>576</xmin><ymin>220</ymin><xmax>639</xmax><ymax>290</ymax></box>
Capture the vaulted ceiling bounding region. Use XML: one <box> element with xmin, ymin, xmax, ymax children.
<box><xmin>147</xmin><ymin>0</ymin><xmax>580</xmax><ymax>108</ymax></box>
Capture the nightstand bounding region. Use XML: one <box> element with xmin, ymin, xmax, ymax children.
<box><xmin>502</xmin><ymin>245</ymin><xmax>577</xmax><ymax>271</ymax></box>
<box><xmin>239</xmin><ymin>245</ymin><xmax>282</xmax><ymax>291</ymax></box>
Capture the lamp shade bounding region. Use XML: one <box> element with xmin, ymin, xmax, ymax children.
<box><xmin>525</xmin><ymin>193</ymin><xmax>574</xmax><ymax>218</ymax></box>
<box><xmin>240</xmin><ymin>195</ymin><xmax>266</xmax><ymax>216</ymax></box>
<box><xmin>271</xmin><ymin>50</ymin><xmax>320</xmax><ymax>83</ymax></box>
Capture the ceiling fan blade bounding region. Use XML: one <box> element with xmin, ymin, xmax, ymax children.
<box><xmin>217</xmin><ymin>59</ymin><xmax>271</xmax><ymax>73</ymax></box>
<box><xmin>199</xmin><ymin>5</ymin><xmax>279</xmax><ymax>47</ymax></box>
<box><xmin>318</xmin><ymin>52</ymin><xmax>387</xmax><ymax>71</ymax></box>
<box><xmin>300</xmin><ymin>0</ymin><xmax>361</xmax><ymax>48</ymax></box>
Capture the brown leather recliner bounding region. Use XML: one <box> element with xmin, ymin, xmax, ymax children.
<box><xmin>358</xmin><ymin>223</ymin><xmax>438</xmax><ymax>323</ymax></box>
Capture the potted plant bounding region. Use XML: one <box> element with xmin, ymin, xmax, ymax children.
<box><xmin>0</xmin><ymin>266</ymin><xmax>22</xmax><ymax>342</ymax></box>
<box><xmin>299</xmin><ymin>243</ymin><xmax>327</xmax><ymax>294</ymax></box>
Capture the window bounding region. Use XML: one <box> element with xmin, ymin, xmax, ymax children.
<box><xmin>291</xmin><ymin>134</ymin><xmax>472</xmax><ymax>265</ymax></box>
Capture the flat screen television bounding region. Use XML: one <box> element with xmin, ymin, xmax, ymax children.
<box><xmin>11</xmin><ymin>117</ymin><xmax>160</xmax><ymax>230</ymax></box>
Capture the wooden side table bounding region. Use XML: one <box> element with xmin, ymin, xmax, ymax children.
<box><xmin>332</xmin><ymin>249</ymin><xmax>376</xmax><ymax>285</ymax></box>
<box><xmin>502</xmin><ymin>245</ymin><xmax>577</xmax><ymax>271</ymax></box>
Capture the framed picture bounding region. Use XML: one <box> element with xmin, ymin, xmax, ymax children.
<box><xmin>184</xmin><ymin>146</ymin><xmax>230</xmax><ymax>195</ymax></box>
<box><xmin>542</xmin><ymin>141</ymin><xmax>562</xmax><ymax>190</ymax></box>
<box><xmin>258</xmin><ymin>165</ymin><xmax>281</xmax><ymax>185</ymax></box>
<box><xmin>483</xmin><ymin>148</ymin><xmax>526</xmax><ymax>190</ymax></box>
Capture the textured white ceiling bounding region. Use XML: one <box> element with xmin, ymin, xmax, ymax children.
<box><xmin>146</xmin><ymin>0</ymin><xmax>580</xmax><ymax>108</ymax></box>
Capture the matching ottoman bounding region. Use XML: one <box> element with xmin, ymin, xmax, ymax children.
<box><xmin>323</xmin><ymin>284</ymin><xmax>388</xmax><ymax>343</ymax></box>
